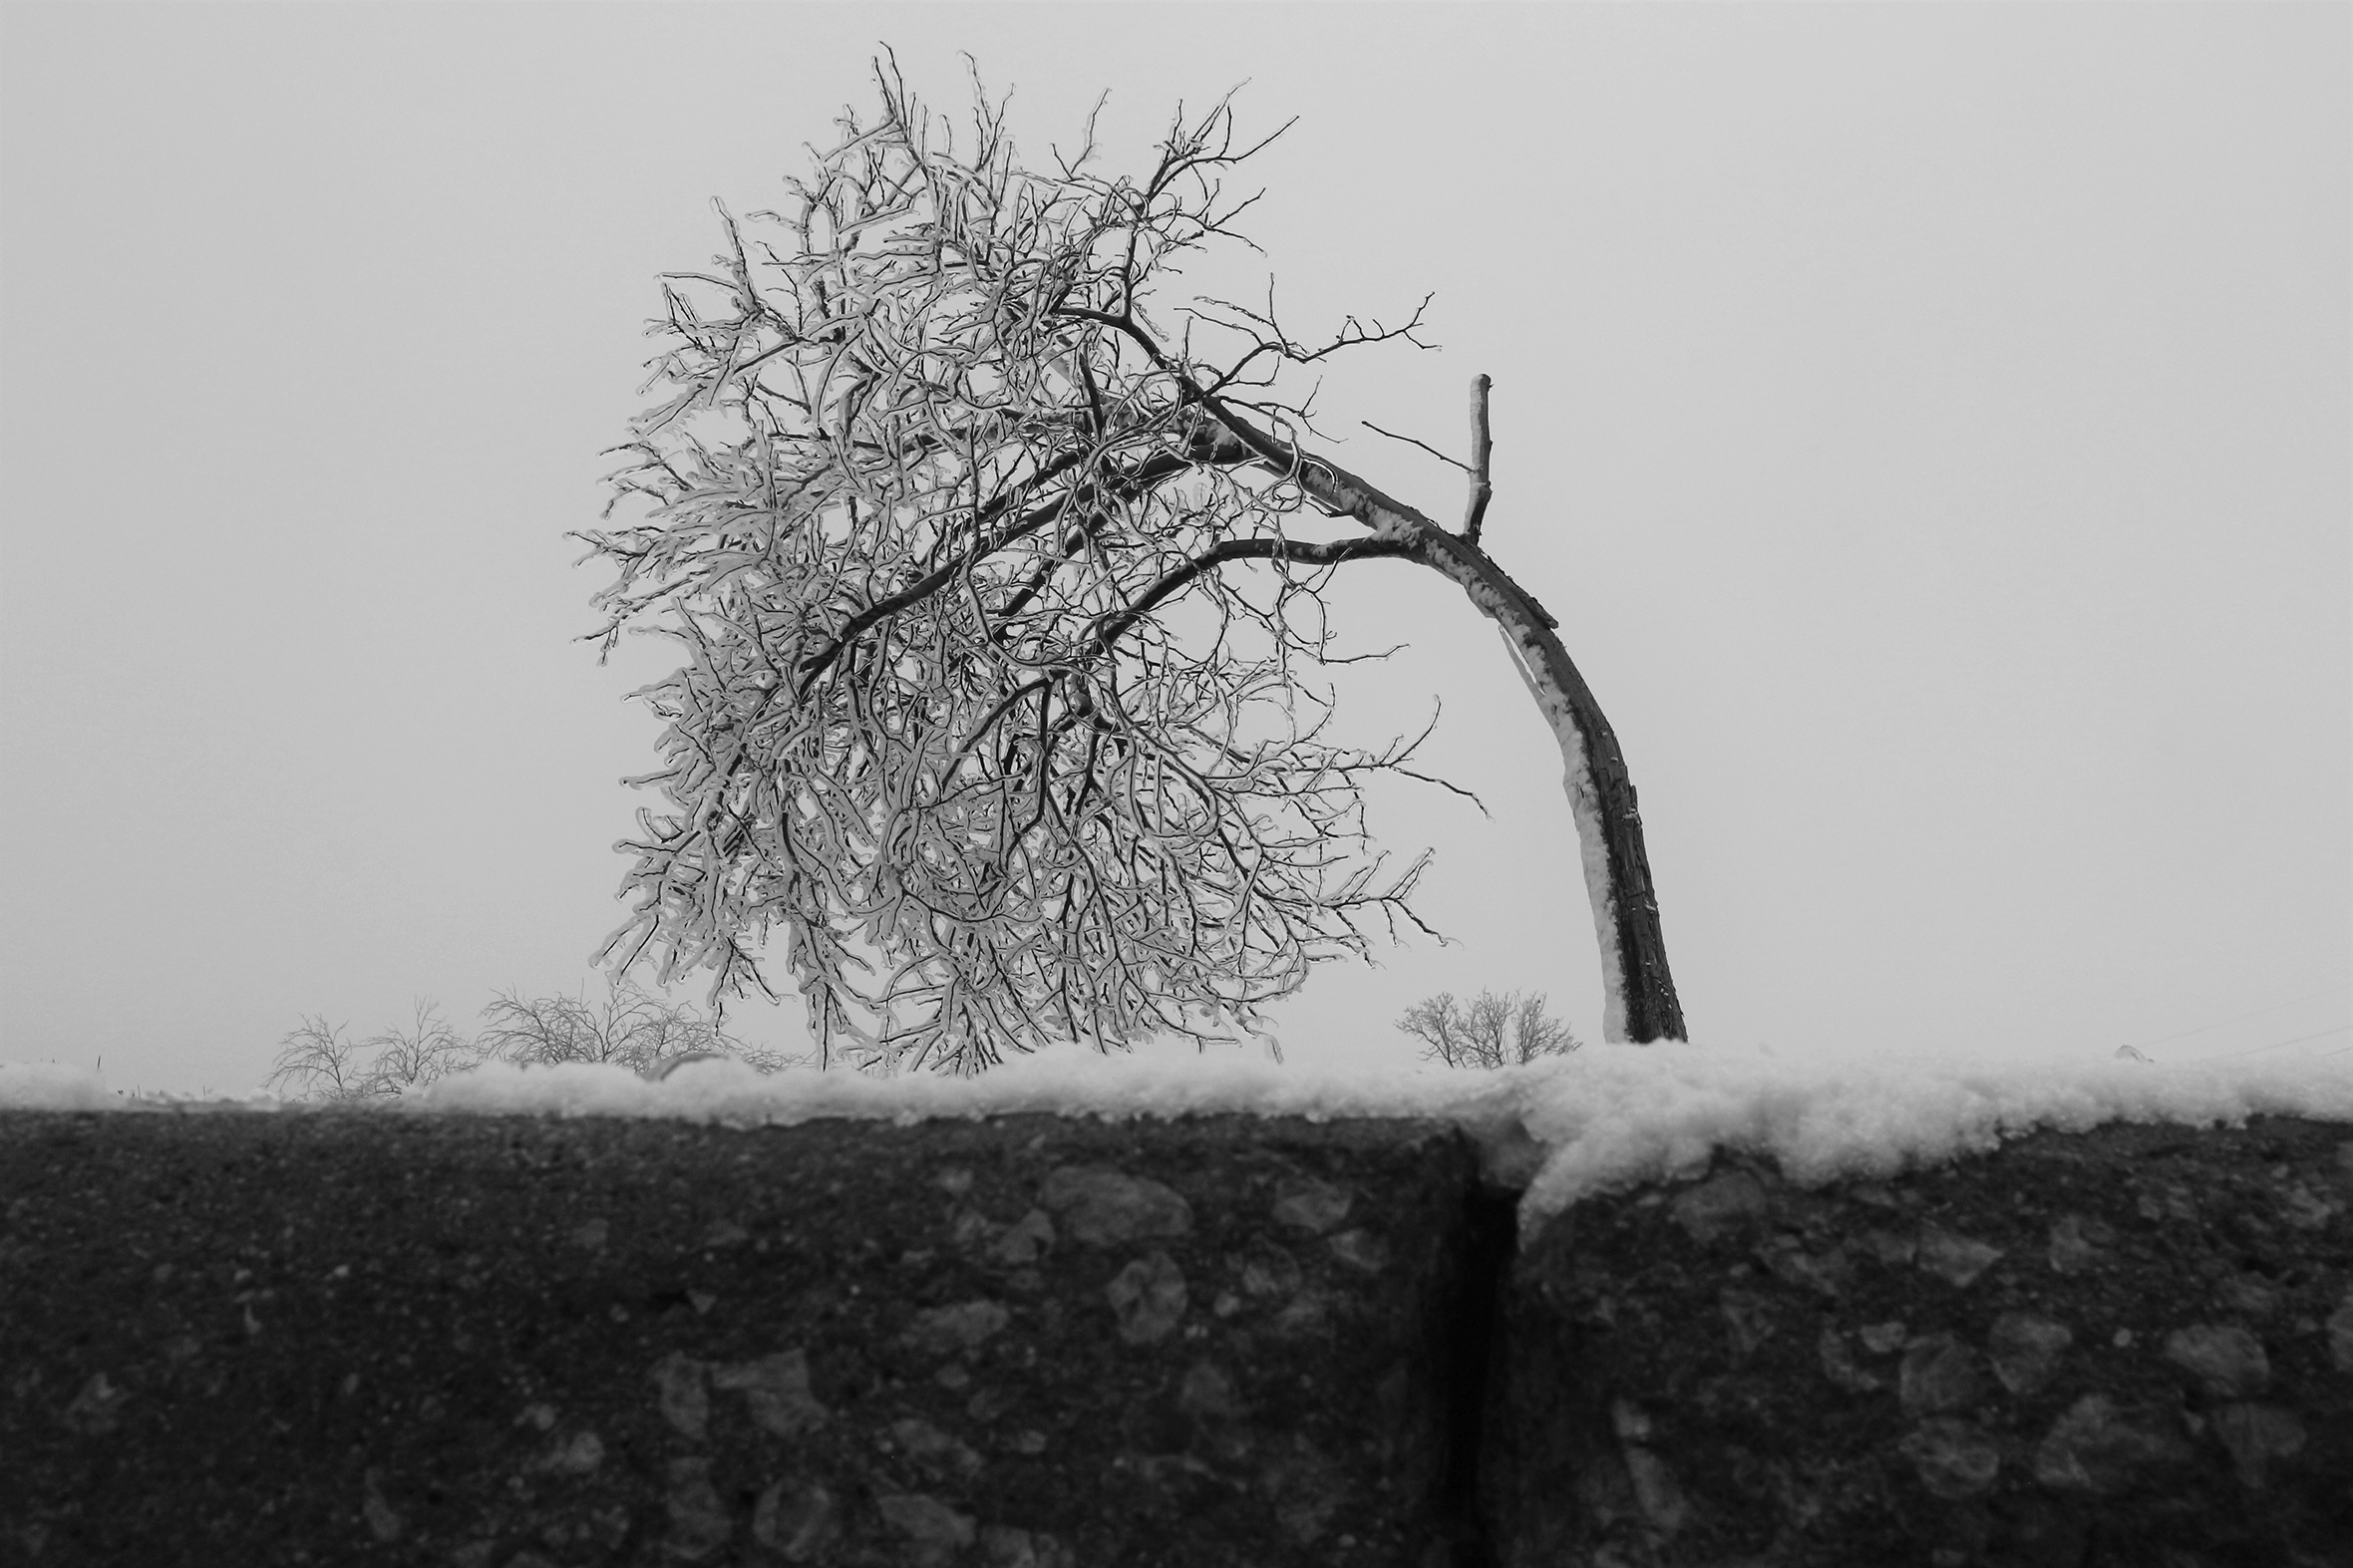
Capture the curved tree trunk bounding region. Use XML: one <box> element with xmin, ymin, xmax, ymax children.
<box><xmin>1385</xmin><ymin>524</ymin><xmax>1686</xmax><ymax>1044</ymax></box>
<box><xmin>1483</xmin><ymin>601</ymin><xmax>1686</xmax><ymax>1044</ymax></box>
<box><xmin>1189</xmin><ymin>402</ymin><xmax>1689</xmax><ymax>1043</ymax></box>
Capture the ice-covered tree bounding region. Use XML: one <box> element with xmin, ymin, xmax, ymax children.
<box><xmin>579</xmin><ymin>58</ymin><xmax>1685</xmax><ymax>1073</ymax></box>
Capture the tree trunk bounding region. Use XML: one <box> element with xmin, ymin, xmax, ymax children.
<box><xmin>1389</xmin><ymin>525</ymin><xmax>1687</xmax><ymax>1045</ymax></box>
<box><xmin>1481</xmin><ymin>593</ymin><xmax>1686</xmax><ymax>1044</ymax></box>
<box><xmin>1187</xmin><ymin>406</ymin><xmax>1689</xmax><ymax>1043</ymax></box>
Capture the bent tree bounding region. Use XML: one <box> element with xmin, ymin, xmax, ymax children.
<box><xmin>579</xmin><ymin>63</ymin><xmax>1686</xmax><ymax>1071</ymax></box>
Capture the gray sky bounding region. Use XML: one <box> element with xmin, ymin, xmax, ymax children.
<box><xmin>3</xmin><ymin>3</ymin><xmax>2345</xmax><ymax>1095</ymax></box>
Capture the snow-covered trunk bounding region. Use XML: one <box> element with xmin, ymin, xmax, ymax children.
<box><xmin>1482</xmin><ymin>604</ymin><xmax>1685</xmax><ymax>1043</ymax></box>
<box><xmin>1200</xmin><ymin>414</ymin><xmax>1687</xmax><ymax>1043</ymax></box>
<box><xmin>1396</xmin><ymin>525</ymin><xmax>1684</xmax><ymax>1042</ymax></box>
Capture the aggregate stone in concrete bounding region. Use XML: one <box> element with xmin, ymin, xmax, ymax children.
<box><xmin>0</xmin><ymin>1108</ymin><xmax>1490</xmax><ymax>1567</ymax></box>
<box><xmin>1485</xmin><ymin>1115</ymin><xmax>2353</xmax><ymax>1568</ymax></box>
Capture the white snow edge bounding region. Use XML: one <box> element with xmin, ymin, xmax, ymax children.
<box><xmin>5</xmin><ymin>1044</ymin><xmax>2347</xmax><ymax>1237</ymax></box>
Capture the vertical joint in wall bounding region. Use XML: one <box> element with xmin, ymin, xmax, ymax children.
<box><xmin>1430</xmin><ymin>1178</ymin><xmax>1520</xmax><ymax>1567</ymax></box>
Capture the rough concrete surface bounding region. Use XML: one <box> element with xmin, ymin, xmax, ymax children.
<box><xmin>1487</xmin><ymin>1115</ymin><xmax>2353</xmax><ymax>1568</ymax></box>
<box><xmin>0</xmin><ymin>1111</ymin><xmax>1493</xmax><ymax>1567</ymax></box>
<box><xmin>10</xmin><ymin>1106</ymin><xmax>2352</xmax><ymax>1567</ymax></box>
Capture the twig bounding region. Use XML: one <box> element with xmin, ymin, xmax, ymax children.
<box><xmin>1360</xmin><ymin>419</ymin><xmax>1470</xmax><ymax>472</ymax></box>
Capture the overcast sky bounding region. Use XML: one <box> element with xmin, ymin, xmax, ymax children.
<box><xmin>2</xmin><ymin>3</ymin><xmax>2345</xmax><ymax>1096</ymax></box>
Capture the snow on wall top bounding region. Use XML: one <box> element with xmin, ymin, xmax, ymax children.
<box><xmin>4</xmin><ymin>1044</ymin><xmax>2347</xmax><ymax>1237</ymax></box>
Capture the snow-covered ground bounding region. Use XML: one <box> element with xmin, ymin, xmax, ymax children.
<box><xmin>7</xmin><ymin>1040</ymin><xmax>2347</xmax><ymax>1237</ymax></box>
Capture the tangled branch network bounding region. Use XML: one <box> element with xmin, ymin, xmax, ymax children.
<box><xmin>578</xmin><ymin>63</ymin><xmax>1466</xmax><ymax>1073</ymax></box>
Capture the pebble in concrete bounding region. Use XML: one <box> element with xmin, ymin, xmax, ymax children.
<box><xmin>1817</xmin><ymin>1326</ymin><xmax>1881</xmax><ymax>1393</ymax></box>
<box><xmin>711</xmin><ymin>1347</ymin><xmax>829</xmax><ymax>1436</ymax></box>
<box><xmin>530</xmin><ymin>1428</ymin><xmax>605</xmax><ymax>1477</ymax></box>
<box><xmin>1668</xmin><ymin>1170</ymin><xmax>1770</xmax><ymax>1245</ymax></box>
<box><xmin>750</xmin><ymin>1478</ymin><xmax>839</xmax><ymax>1561</ymax></box>
<box><xmin>1897</xmin><ymin>1333</ymin><xmax>1985</xmax><ymax>1416</ymax></box>
<box><xmin>1269</xmin><ymin>1175</ymin><xmax>1353</xmax><ymax>1234</ymax></box>
<box><xmin>1858</xmin><ymin>1319</ymin><xmax>1908</xmax><ymax>1354</ymax></box>
<box><xmin>1038</xmin><ymin>1164</ymin><xmax>1191</xmax><ymax>1246</ymax></box>
<box><xmin>1177</xmin><ymin>1359</ymin><xmax>1243</xmax><ymax>1420</ymax></box>
<box><xmin>2045</xmin><ymin>1212</ymin><xmax>2114</xmax><ymax>1274</ymax></box>
<box><xmin>59</xmin><ymin>1372</ymin><xmax>126</xmax><ymax>1436</ymax></box>
<box><xmin>986</xmin><ymin>1208</ymin><xmax>1056</xmax><ymax>1265</ymax></box>
<box><xmin>1898</xmin><ymin>1417</ymin><xmax>2002</xmax><ymax>1500</ymax></box>
<box><xmin>2209</xmin><ymin>1403</ymin><xmax>2307</xmax><ymax>1489</ymax></box>
<box><xmin>649</xmin><ymin>1350</ymin><xmax>709</xmax><ymax>1440</ymax></box>
<box><xmin>890</xmin><ymin>1415</ymin><xmax>985</xmax><ymax>1480</ymax></box>
<box><xmin>901</xmin><ymin>1299</ymin><xmax>1012</xmax><ymax>1358</ymax></box>
<box><xmin>1987</xmin><ymin>1312</ymin><xmax>2073</xmax><ymax>1396</ymax></box>
<box><xmin>2163</xmin><ymin>1324</ymin><xmax>2270</xmax><ymax>1400</ymax></box>
<box><xmin>977</xmin><ymin>1522</ymin><xmax>1076</xmax><ymax>1567</ymax></box>
<box><xmin>1611</xmin><ymin>1399</ymin><xmax>1692</xmax><ymax>1540</ymax></box>
<box><xmin>663</xmin><ymin>1455</ymin><xmax>734</xmax><ymax>1559</ymax></box>
<box><xmin>874</xmin><ymin>1491</ymin><xmax>978</xmax><ymax>1567</ymax></box>
<box><xmin>1325</xmin><ymin>1227</ymin><xmax>1389</xmax><ymax>1273</ymax></box>
<box><xmin>1915</xmin><ymin>1223</ymin><xmax>2004</xmax><ymax>1287</ymax></box>
<box><xmin>1236</xmin><ymin>1237</ymin><xmax>1302</xmax><ymax>1298</ymax></box>
<box><xmin>1106</xmin><ymin>1250</ymin><xmax>1188</xmax><ymax>1344</ymax></box>
<box><xmin>2034</xmin><ymin>1393</ymin><xmax>2195</xmax><ymax>1493</ymax></box>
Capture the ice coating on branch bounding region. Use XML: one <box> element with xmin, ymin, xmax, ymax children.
<box><xmin>10</xmin><ymin>1043</ymin><xmax>2346</xmax><ymax>1241</ymax></box>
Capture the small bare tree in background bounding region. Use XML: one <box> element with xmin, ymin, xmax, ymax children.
<box><xmin>264</xmin><ymin>984</ymin><xmax>795</xmax><ymax>1100</ymax></box>
<box><xmin>264</xmin><ymin>1002</ymin><xmax>476</xmax><ymax>1102</ymax></box>
<box><xmin>581</xmin><ymin>57</ymin><xmax>1685</xmax><ymax>1075</ymax></box>
<box><xmin>263</xmin><ymin>1017</ymin><xmax>374</xmax><ymax>1101</ymax></box>
<box><xmin>1397</xmin><ymin>990</ymin><xmax>1580</xmax><ymax>1070</ymax></box>
<box><xmin>475</xmin><ymin>980</ymin><xmax>796</xmax><ymax>1075</ymax></box>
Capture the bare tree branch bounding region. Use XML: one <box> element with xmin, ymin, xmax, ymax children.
<box><xmin>1463</xmin><ymin>374</ymin><xmax>1494</xmax><ymax>544</ymax></box>
<box><xmin>1361</xmin><ymin>419</ymin><xmax>1473</xmax><ymax>475</ymax></box>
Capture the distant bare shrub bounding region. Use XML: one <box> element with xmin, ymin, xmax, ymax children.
<box><xmin>264</xmin><ymin>983</ymin><xmax>802</xmax><ymax>1100</ymax></box>
<box><xmin>1396</xmin><ymin>989</ymin><xmax>1580</xmax><ymax>1070</ymax></box>
<box><xmin>474</xmin><ymin>980</ymin><xmax>798</xmax><ymax>1076</ymax></box>
<box><xmin>264</xmin><ymin>1002</ymin><xmax>476</xmax><ymax>1102</ymax></box>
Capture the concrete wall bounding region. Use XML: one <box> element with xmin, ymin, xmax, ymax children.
<box><xmin>3</xmin><ymin>1109</ymin><xmax>2347</xmax><ymax>1566</ymax></box>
